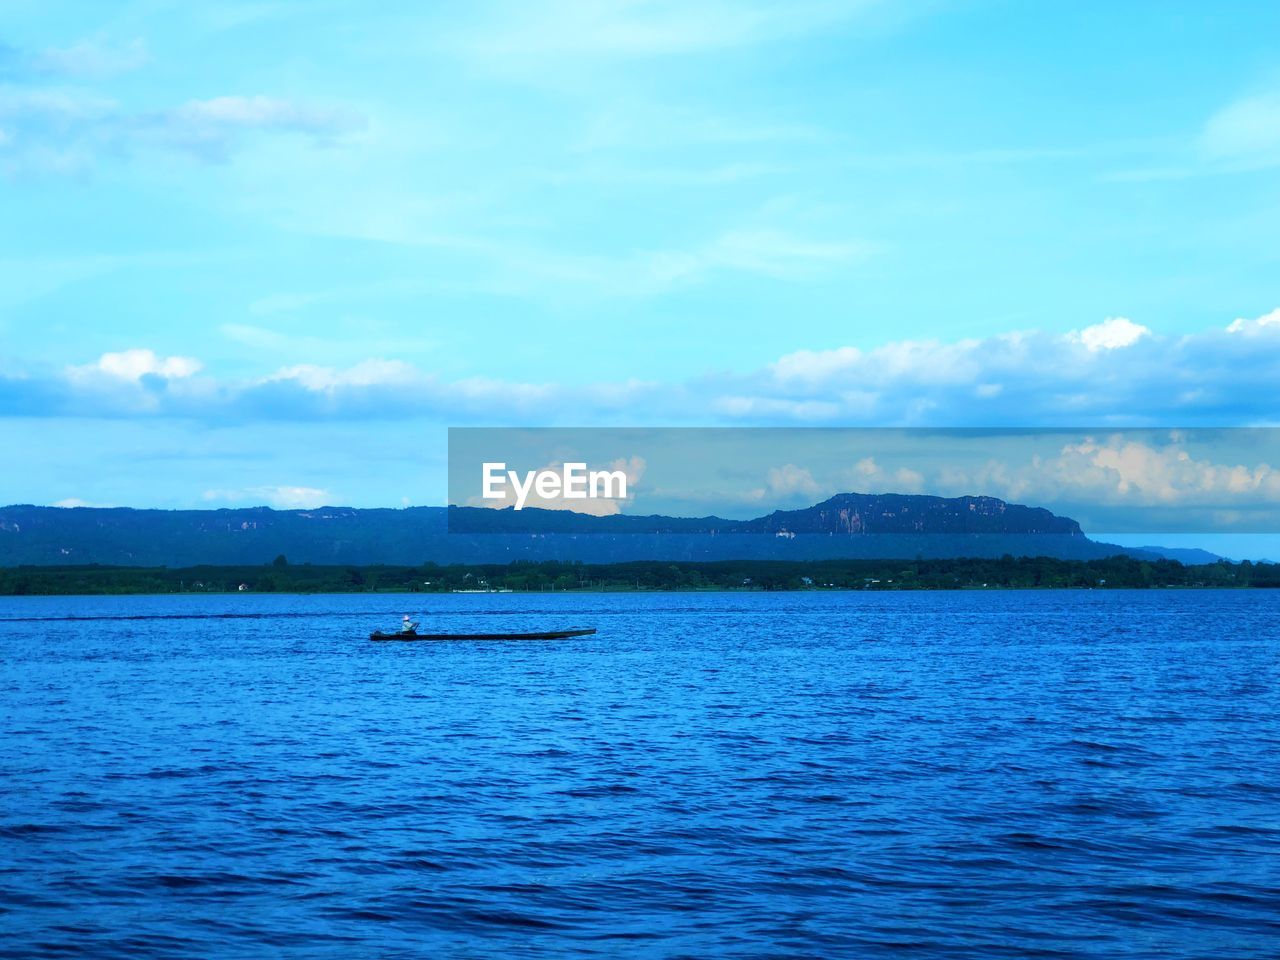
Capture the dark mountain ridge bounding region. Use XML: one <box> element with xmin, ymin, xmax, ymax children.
<box><xmin>748</xmin><ymin>493</ymin><xmax>1080</xmax><ymax>536</ymax></box>
<box><xmin>441</xmin><ymin>493</ymin><xmax>1083</xmax><ymax>536</ymax></box>
<box><xmin>0</xmin><ymin>494</ymin><xmax>1218</xmax><ymax>567</ymax></box>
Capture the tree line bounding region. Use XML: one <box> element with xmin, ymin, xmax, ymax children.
<box><xmin>1</xmin><ymin>554</ymin><xmax>1278</xmax><ymax>595</ymax></box>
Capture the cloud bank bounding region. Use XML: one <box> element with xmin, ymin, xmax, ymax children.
<box><xmin>741</xmin><ymin>438</ymin><xmax>1280</xmax><ymax>514</ymax></box>
<box><xmin>0</xmin><ymin>81</ymin><xmax>365</xmax><ymax>173</ymax></box>
<box><xmin>1</xmin><ymin>309</ymin><xmax>1278</xmax><ymax>426</ymax></box>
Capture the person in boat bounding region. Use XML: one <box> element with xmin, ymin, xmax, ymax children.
<box><xmin>399</xmin><ymin>614</ymin><xmax>419</xmax><ymax>635</ymax></box>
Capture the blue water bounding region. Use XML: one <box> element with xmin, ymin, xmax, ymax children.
<box><xmin>2</xmin><ymin>591</ymin><xmax>1278</xmax><ymax>958</ymax></box>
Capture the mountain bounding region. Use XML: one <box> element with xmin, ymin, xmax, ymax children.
<box><xmin>445</xmin><ymin>493</ymin><xmax>1082</xmax><ymax>536</ymax></box>
<box><xmin>1125</xmin><ymin>545</ymin><xmax>1223</xmax><ymax>565</ymax></box>
<box><xmin>0</xmin><ymin>494</ymin><xmax>1219</xmax><ymax>567</ymax></box>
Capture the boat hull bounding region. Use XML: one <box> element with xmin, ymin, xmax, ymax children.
<box><xmin>369</xmin><ymin>628</ymin><xmax>596</xmax><ymax>642</ymax></box>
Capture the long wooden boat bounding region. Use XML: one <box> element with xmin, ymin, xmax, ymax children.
<box><xmin>369</xmin><ymin>628</ymin><xmax>596</xmax><ymax>642</ymax></box>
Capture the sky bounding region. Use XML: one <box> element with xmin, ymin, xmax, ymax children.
<box><xmin>2</xmin><ymin>1</ymin><xmax>1280</xmax><ymax>553</ymax></box>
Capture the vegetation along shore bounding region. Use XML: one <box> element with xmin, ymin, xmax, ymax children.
<box><xmin>1</xmin><ymin>555</ymin><xmax>1278</xmax><ymax>595</ymax></box>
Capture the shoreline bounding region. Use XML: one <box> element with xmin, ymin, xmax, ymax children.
<box><xmin>0</xmin><ymin>586</ymin><xmax>1272</xmax><ymax>597</ymax></box>
<box><xmin>1</xmin><ymin>555</ymin><xmax>1276</xmax><ymax>596</ymax></box>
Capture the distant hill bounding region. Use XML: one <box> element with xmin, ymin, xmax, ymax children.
<box><xmin>0</xmin><ymin>494</ymin><xmax>1220</xmax><ymax>567</ymax></box>
<box><xmin>1123</xmin><ymin>545</ymin><xmax>1223</xmax><ymax>565</ymax></box>
<box><xmin>450</xmin><ymin>493</ymin><xmax>1083</xmax><ymax>536</ymax></box>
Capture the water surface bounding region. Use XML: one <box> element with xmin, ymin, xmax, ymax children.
<box><xmin>2</xmin><ymin>591</ymin><xmax>1278</xmax><ymax>957</ymax></box>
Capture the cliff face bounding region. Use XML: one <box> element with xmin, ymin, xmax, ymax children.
<box><xmin>0</xmin><ymin>494</ymin><xmax>1157</xmax><ymax>567</ymax></box>
<box><xmin>741</xmin><ymin>494</ymin><xmax>1083</xmax><ymax>537</ymax></box>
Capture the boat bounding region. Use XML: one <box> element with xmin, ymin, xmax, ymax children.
<box><xmin>369</xmin><ymin>628</ymin><xmax>597</xmax><ymax>642</ymax></box>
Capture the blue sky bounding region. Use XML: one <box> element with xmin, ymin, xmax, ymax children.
<box><xmin>3</xmin><ymin>1</ymin><xmax>1280</xmax><ymax>545</ymax></box>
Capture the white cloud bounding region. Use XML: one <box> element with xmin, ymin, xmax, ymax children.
<box><xmin>764</xmin><ymin>463</ymin><xmax>822</xmax><ymax>497</ymax></box>
<box><xmin>712</xmin><ymin>395</ymin><xmax>844</xmax><ymax>421</ymax></box>
<box><xmin>1201</xmin><ymin>92</ymin><xmax>1280</xmax><ymax>166</ymax></box>
<box><xmin>361</xmin><ymin>224</ymin><xmax>867</xmax><ymax>299</ymax></box>
<box><xmin>77</xmin><ymin>349</ymin><xmax>202</xmax><ymax>381</ymax></box>
<box><xmin>744</xmin><ymin>457</ymin><xmax>926</xmax><ymax>505</ymax></box>
<box><xmin>0</xmin><ymin>37</ymin><xmax>148</xmax><ymax>80</ymax></box>
<box><xmin>1073</xmin><ymin>316</ymin><xmax>1150</xmax><ymax>352</ymax></box>
<box><xmin>52</xmin><ymin>497</ymin><xmax>110</xmax><ymax>508</ymax></box>
<box><xmin>769</xmin><ymin>334</ymin><xmax>1018</xmax><ymax>389</ymax></box>
<box><xmin>1058</xmin><ymin>438</ymin><xmax>1280</xmax><ymax>504</ymax></box>
<box><xmin>0</xmin><ymin>82</ymin><xmax>365</xmax><ymax>174</ymax></box>
<box><xmin>710</xmin><ymin>437</ymin><xmax>1280</xmax><ymax>522</ymax></box>
<box><xmin>8</xmin><ymin>307</ymin><xmax>1280</xmax><ymax>426</ymax></box>
<box><xmin>34</xmin><ymin>38</ymin><xmax>148</xmax><ymax>78</ymax></box>
<box><xmin>148</xmin><ymin>96</ymin><xmax>366</xmax><ymax>161</ymax></box>
<box><xmin>706</xmin><ymin>230</ymin><xmax>869</xmax><ymax>278</ymax></box>
<box><xmin>933</xmin><ymin>436</ymin><xmax>1280</xmax><ymax>509</ymax></box>
<box><xmin>1106</xmin><ymin>88</ymin><xmax>1280</xmax><ymax>182</ymax></box>
<box><xmin>263</xmin><ymin>359</ymin><xmax>417</xmax><ymax>392</ymax></box>
<box><xmin>202</xmin><ymin>485</ymin><xmax>332</xmax><ymax>509</ymax></box>
<box><xmin>771</xmin><ymin>347</ymin><xmax>862</xmax><ymax>383</ymax></box>
<box><xmin>1226</xmin><ymin>307</ymin><xmax>1280</xmax><ymax>335</ymax></box>
<box><xmin>167</xmin><ymin>96</ymin><xmax>364</xmax><ymax>141</ymax></box>
<box><xmin>721</xmin><ymin>310</ymin><xmax>1279</xmax><ymax>425</ymax></box>
<box><xmin>846</xmin><ymin>457</ymin><xmax>924</xmax><ymax>493</ymax></box>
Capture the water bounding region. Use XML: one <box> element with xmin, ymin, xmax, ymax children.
<box><xmin>2</xmin><ymin>590</ymin><xmax>1278</xmax><ymax>958</ymax></box>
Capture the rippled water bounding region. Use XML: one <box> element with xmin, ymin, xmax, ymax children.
<box><xmin>2</xmin><ymin>590</ymin><xmax>1278</xmax><ymax>958</ymax></box>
